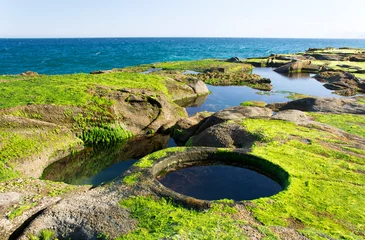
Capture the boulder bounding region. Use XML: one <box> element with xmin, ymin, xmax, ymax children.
<box><xmin>190</xmin><ymin>122</ymin><xmax>256</xmax><ymax>148</ymax></box>
<box><xmin>196</xmin><ymin>106</ymin><xmax>273</xmax><ymax>134</ymax></box>
<box><xmin>187</xmin><ymin>79</ymin><xmax>209</xmax><ymax>95</ymax></box>
<box><xmin>272</xmin><ymin>110</ymin><xmax>311</xmax><ymax>124</ymax></box>
<box><xmin>172</xmin><ymin>111</ymin><xmax>213</xmax><ymax>144</ymax></box>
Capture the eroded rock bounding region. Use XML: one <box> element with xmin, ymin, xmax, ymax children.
<box><xmin>190</xmin><ymin>122</ymin><xmax>256</xmax><ymax>148</ymax></box>
<box><xmin>196</xmin><ymin>106</ymin><xmax>273</xmax><ymax>134</ymax></box>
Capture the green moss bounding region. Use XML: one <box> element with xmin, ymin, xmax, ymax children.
<box><xmin>0</xmin><ymin>124</ymin><xmax>81</xmax><ymax>181</ymax></box>
<box><xmin>215</xmin><ymin>148</ymin><xmax>234</xmax><ymax>153</ymax></box>
<box><xmin>356</xmin><ymin>97</ymin><xmax>365</xmax><ymax>104</ymax></box>
<box><xmin>185</xmin><ymin>137</ymin><xmax>193</xmax><ymax>147</ymax></box>
<box><xmin>8</xmin><ymin>202</ymin><xmax>37</xmax><ymax>219</ymax></box>
<box><xmin>118</xmin><ymin>196</ymin><xmax>247</xmax><ymax>239</ymax></box>
<box><xmin>134</xmin><ymin>147</ymin><xmax>187</xmax><ymax>168</ymax></box>
<box><xmin>240</xmin><ymin>101</ymin><xmax>267</xmax><ymax>107</ymax></box>
<box><xmin>80</xmin><ymin>124</ymin><xmax>133</xmax><ymax>146</ymax></box>
<box><xmin>0</xmin><ymin>72</ymin><xmax>170</xmax><ymax>109</ymax></box>
<box><xmin>28</xmin><ymin>230</ymin><xmax>55</xmax><ymax>240</ymax></box>
<box><xmin>286</xmin><ymin>92</ymin><xmax>311</xmax><ymax>100</ymax></box>
<box><xmin>241</xmin><ymin>119</ymin><xmax>365</xmax><ymax>239</ymax></box>
<box><xmin>309</xmin><ymin>113</ymin><xmax>365</xmax><ymax>138</ymax></box>
<box><xmin>122</xmin><ymin>172</ymin><xmax>142</xmax><ymax>186</ymax></box>
<box><xmin>152</xmin><ymin>59</ymin><xmax>252</xmax><ymax>73</ymax></box>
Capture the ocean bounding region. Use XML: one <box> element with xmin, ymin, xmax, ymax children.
<box><xmin>1</xmin><ymin>38</ymin><xmax>365</xmax><ymax>75</ymax></box>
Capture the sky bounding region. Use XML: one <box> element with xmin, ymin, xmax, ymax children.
<box><xmin>1</xmin><ymin>0</ymin><xmax>365</xmax><ymax>38</ymax></box>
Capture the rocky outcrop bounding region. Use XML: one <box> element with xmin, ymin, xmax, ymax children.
<box><xmin>172</xmin><ymin>111</ymin><xmax>213</xmax><ymax>145</ymax></box>
<box><xmin>268</xmin><ymin>97</ymin><xmax>365</xmax><ymax>114</ymax></box>
<box><xmin>349</xmin><ymin>54</ymin><xmax>365</xmax><ymax>62</ymax></box>
<box><xmin>314</xmin><ymin>71</ymin><xmax>365</xmax><ymax>96</ymax></box>
<box><xmin>189</xmin><ymin>122</ymin><xmax>256</xmax><ymax>148</ymax></box>
<box><xmin>196</xmin><ymin>106</ymin><xmax>273</xmax><ymax>134</ymax></box>
<box><xmin>18</xmin><ymin>185</ymin><xmax>138</xmax><ymax>240</ymax></box>
<box><xmin>274</xmin><ymin>60</ymin><xmax>319</xmax><ymax>74</ymax></box>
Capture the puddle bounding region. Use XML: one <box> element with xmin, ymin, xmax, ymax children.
<box><xmin>158</xmin><ymin>164</ymin><xmax>283</xmax><ymax>201</ymax></box>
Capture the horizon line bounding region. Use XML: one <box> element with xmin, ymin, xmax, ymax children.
<box><xmin>1</xmin><ymin>36</ymin><xmax>365</xmax><ymax>40</ymax></box>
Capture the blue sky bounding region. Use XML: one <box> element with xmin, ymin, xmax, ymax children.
<box><xmin>2</xmin><ymin>0</ymin><xmax>365</xmax><ymax>38</ymax></box>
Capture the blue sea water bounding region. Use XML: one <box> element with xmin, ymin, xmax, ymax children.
<box><xmin>1</xmin><ymin>38</ymin><xmax>365</xmax><ymax>75</ymax></box>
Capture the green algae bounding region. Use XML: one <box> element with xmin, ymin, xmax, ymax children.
<box><xmin>8</xmin><ymin>202</ymin><xmax>38</xmax><ymax>219</ymax></box>
<box><xmin>0</xmin><ymin>72</ymin><xmax>170</xmax><ymax>109</ymax></box>
<box><xmin>118</xmin><ymin>196</ymin><xmax>249</xmax><ymax>239</ymax></box>
<box><xmin>309</xmin><ymin>113</ymin><xmax>365</xmax><ymax>138</ymax></box>
<box><xmin>122</xmin><ymin>172</ymin><xmax>142</xmax><ymax>186</ymax></box>
<box><xmin>28</xmin><ymin>229</ymin><xmax>55</xmax><ymax>240</ymax></box>
<box><xmin>152</xmin><ymin>59</ymin><xmax>252</xmax><ymax>73</ymax></box>
<box><xmin>0</xmin><ymin>124</ymin><xmax>81</xmax><ymax>181</ymax></box>
<box><xmin>134</xmin><ymin>147</ymin><xmax>187</xmax><ymax>168</ymax></box>
<box><xmin>240</xmin><ymin>101</ymin><xmax>267</xmax><ymax>107</ymax></box>
<box><xmin>241</xmin><ymin>119</ymin><xmax>365</xmax><ymax>239</ymax></box>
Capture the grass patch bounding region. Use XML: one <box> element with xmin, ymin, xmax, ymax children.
<box><xmin>309</xmin><ymin>113</ymin><xmax>365</xmax><ymax>138</ymax></box>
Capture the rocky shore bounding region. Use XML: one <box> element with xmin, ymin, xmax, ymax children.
<box><xmin>1</xmin><ymin>48</ymin><xmax>365</xmax><ymax>239</ymax></box>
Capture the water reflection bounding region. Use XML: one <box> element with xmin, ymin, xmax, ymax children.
<box><xmin>183</xmin><ymin>68</ymin><xmax>339</xmax><ymax>116</ymax></box>
<box><xmin>42</xmin><ymin>134</ymin><xmax>170</xmax><ymax>186</ymax></box>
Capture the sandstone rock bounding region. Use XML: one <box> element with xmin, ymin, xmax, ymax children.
<box><xmin>191</xmin><ymin>122</ymin><xmax>256</xmax><ymax>148</ymax></box>
<box><xmin>196</xmin><ymin>106</ymin><xmax>273</xmax><ymax>134</ymax></box>
<box><xmin>272</xmin><ymin>110</ymin><xmax>311</xmax><ymax>124</ymax></box>
<box><xmin>172</xmin><ymin>111</ymin><xmax>213</xmax><ymax>144</ymax></box>
<box><xmin>187</xmin><ymin>79</ymin><xmax>209</xmax><ymax>95</ymax></box>
<box><xmin>0</xmin><ymin>192</ymin><xmax>21</xmax><ymax>207</ymax></box>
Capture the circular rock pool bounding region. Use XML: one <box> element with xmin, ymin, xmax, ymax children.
<box><xmin>157</xmin><ymin>163</ymin><xmax>283</xmax><ymax>201</ymax></box>
<box><xmin>150</xmin><ymin>148</ymin><xmax>288</xmax><ymax>203</ymax></box>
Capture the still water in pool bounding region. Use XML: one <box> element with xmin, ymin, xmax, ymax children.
<box><xmin>158</xmin><ymin>165</ymin><xmax>283</xmax><ymax>201</ymax></box>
